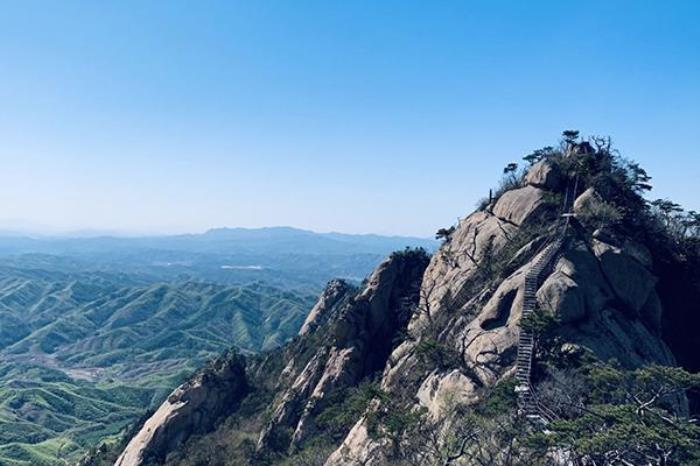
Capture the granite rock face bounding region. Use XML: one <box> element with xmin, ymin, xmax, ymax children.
<box><xmin>327</xmin><ymin>187</ymin><xmax>678</xmax><ymax>465</ymax></box>
<box><xmin>525</xmin><ymin>159</ymin><xmax>562</xmax><ymax>190</ymax></box>
<box><xmin>299</xmin><ymin>279</ymin><xmax>354</xmax><ymax>335</ymax></box>
<box><xmin>115</xmin><ymin>353</ymin><xmax>248</xmax><ymax>466</ymax></box>
<box><xmin>113</xmin><ymin>155</ymin><xmax>693</xmax><ymax>466</ymax></box>
<box><xmin>257</xmin><ymin>250</ymin><xmax>430</xmax><ymax>451</ymax></box>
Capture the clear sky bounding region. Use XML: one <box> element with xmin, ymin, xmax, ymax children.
<box><xmin>0</xmin><ymin>1</ymin><xmax>698</xmax><ymax>237</ymax></box>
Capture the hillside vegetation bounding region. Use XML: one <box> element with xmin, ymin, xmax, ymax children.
<box><xmin>100</xmin><ymin>133</ymin><xmax>700</xmax><ymax>466</ymax></box>
<box><xmin>0</xmin><ymin>265</ymin><xmax>315</xmax><ymax>466</ymax></box>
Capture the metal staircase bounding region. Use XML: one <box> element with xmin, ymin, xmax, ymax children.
<box><xmin>515</xmin><ymin>238</ymin><xmax>562</xmax><ymax>422</ymax></box>
<box><xmin>515</xmin><ymin>174</ymin><xmax>578</xmax><ymax>424</ymax></box>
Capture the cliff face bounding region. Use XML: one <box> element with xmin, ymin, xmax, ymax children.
<box><xmin>257</xmin><ymin>249</ymin><xmax>428</xmax><ymax>451</ymax></box>
<box><xmin>298</xmin><ymin>279</ymin><xmax>353</xmax><ymax>336</ymax></box>
<box><xmin>110</xmin><ymin>151</ymin><xmax>699</xmax><ymax>466</ymax></box>
<box><xmin>115</xmin><ymin>353</ymin><xmax>248</xmax><ymax>466</ymax></box>
<box><xmin>111</xmin><ymin>249</ymin><xmax>429</xmax><ymax>466</ymax></box>
<box><xmin>326</xmin><ymin>162</ymin><xmax>677</xmax><ymax>464</ymax></box>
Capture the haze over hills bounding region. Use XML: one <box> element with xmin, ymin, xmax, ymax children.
<box><xmin>0</xmin><ymin>228</ymin><xmax>435</xmax><ymax>465</ymax></box>
<box><xmin>0</xmin><ymin>226</ymin><xmax>436</xmax><ymax>254</ymax></box>
<box><xmin>95</xmin><ymin>136</ymin><xmax>700</xmax><ymax>466</ymax></box>
<box><xmin>0</xmin><ymin>267</ymin><xmax>316</xmax><ymax>465</ymax></box>
<box><xmin>0</xmin><ymin>227</ymin><xmax>437</xmax><ymax>291</ymax></box>
<box><xmin>1</xmin><ymin>0</ymin><xmax>697</xmax><ymax>464</ymax></box>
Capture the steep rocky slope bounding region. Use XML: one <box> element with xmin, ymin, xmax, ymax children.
<box><xmin>115</xmin><ymin>353</ymin><xmax>248</xmax><ymax>466</ymax></box>
<box><xmin>101</xmin><ymin>137</ymin><xmax>700</xmax><ymax>466</ymax></box>
<box><xmin>328</xmin><ymin>165</ymin><xmax>679</xmax><ymax>464</ymax></box>
<box><xmin>103</xmin><ymin>248</ymin><xmax>429</xmax><ymax>465</ymax></box>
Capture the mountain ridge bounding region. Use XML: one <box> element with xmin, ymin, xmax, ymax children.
<box><xmin>102</xmin><ymin>135</ymin><xmax>700</xmax><ymax>466</ymax></box>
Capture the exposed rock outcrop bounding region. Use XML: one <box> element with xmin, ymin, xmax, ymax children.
<box><xmin>573</xmin><ymin>186</ymin><xmax>603</xmax><ymax>215</ymax></box>
<box><xmin>525</xmin><ymin>159</ymin><xmax>562</xmax><ymax>190</ymax></box>
<box><xmin>299</xmin><ymin>279</ymin><xmax>353</xmax><ymax>335</ymax></box>
<box><xmin>110</xmin><ymin>146</ymin><xmax>699</xmax><ymax>466</ymax></box>
<box><xmin>115</xmin><ymin>353</ymin><xmax>248</xmax><ymax>466</ymax></box>
<box><xmin>327</xmin><ymin>183</ymin><xmax>680</xmax><ymax>465</ymax></box>
<box><xmin>258</xmin><ymin>249</ymin><xmax>429</xmax><ymax>450</ymax></box>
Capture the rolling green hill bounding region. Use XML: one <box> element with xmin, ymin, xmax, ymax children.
<box><xmin>0</xmin><ymin>266</ymin><xmax>315</xmax><ymax>465</ymax></box>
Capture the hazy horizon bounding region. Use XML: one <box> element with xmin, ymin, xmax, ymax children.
<box><xmin>1</xmin><ymin>1</ymin><xmax>698</xmax><ymax>237</ymax></box>
<box><xmin>0</xmin><ymin>220</ymin><xmax>437</xmax><ymax>239</ymax></box>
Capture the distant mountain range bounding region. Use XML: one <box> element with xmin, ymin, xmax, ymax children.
<box><xmin>0</xmin><ymin>227</ymin><xmax>435</xmax><ymax>464</ymax></box>
<box><xmin>0</xmin><ymin>226</ymin><xmax>435</xmax><ymax>255</ymax></box>
<box><xmin>0</xmin><ymin>227</ymin><xmax>437</xmax><ymax>291</ymax></box>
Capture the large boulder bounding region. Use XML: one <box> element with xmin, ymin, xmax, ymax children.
<box><xmin>538</xmin><ymin>270</ymin><xmax>587</xmax><ymax>323</ymax></box>
<box><xmin>492</xmin><ymin>185</ymin><xmax>549</xmax><ymax>226</ymax></box>
<box><xmin>417</xmin><ymin>369</ymin><xmax>479</xmax><ymax>418</ymax></box>
<box><xmin>592</xmin><ymin>239</ymin><xmax>656</xmax><ymax>313</ymax></box>
<box><xmin>573</xmin><ymin>187</ymin><xmax>603</xmax><ymax>215</ymax></box>
<box><xmin>525</xmin><ymin>160</ymin><xmax>562</xmax><ymax>190</ymax></box>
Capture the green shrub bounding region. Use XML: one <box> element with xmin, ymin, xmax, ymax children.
<box><xmin>414</xmin><ymin>339</ymin><xmax>462</xmax><ymax>370</ymax></box>
<box><xmin>315</xmin><ymin>382</ymin><xmax>380</xmax><ymax>440</ymax></box>
<box><xmin>577</xmin><ymin>198</ymin><xmax>623</xmax><ymax>230</ymax></box>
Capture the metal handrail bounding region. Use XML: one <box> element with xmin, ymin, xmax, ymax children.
<box><xmin>516</xmin><ymin>172</ymin><xmax>578</xmax><ymax>425</ymax></box>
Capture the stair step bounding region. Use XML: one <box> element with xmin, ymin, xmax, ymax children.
<box><xmin>515</xmin><ymin>229</ymin><xmax>566</xmax><ymax>425</ymax></box>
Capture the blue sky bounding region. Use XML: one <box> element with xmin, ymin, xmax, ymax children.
<box><xmin>0</xmin><ymin>1</ymin><xmax>698</xmax><ymax>237</ymax></box>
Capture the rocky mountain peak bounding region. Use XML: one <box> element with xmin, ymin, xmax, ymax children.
<box><xmin>299</xmin><ymin>279</ymin><xmax>354</xmax><ymax>336</ymax></box>
<box><xmin>100</xmin><ymin>135</ymin><xmax>700</xmax><ymax>466</ymax></box>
